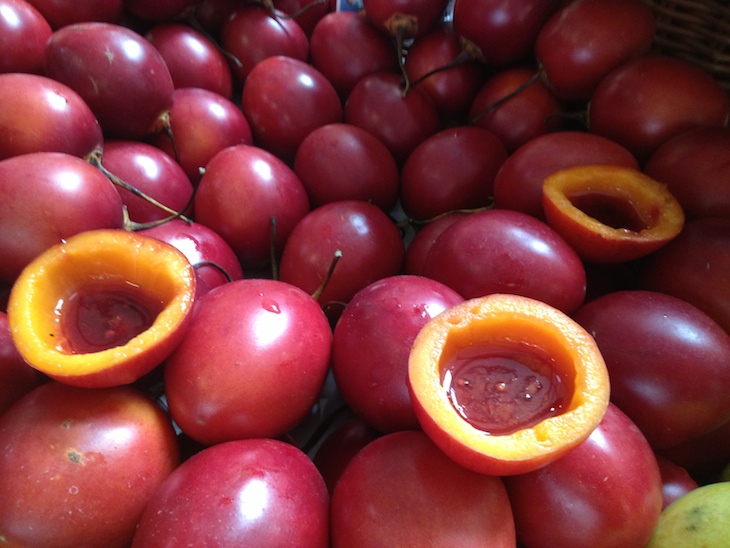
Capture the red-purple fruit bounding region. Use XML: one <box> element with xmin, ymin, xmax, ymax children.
<box><xmin>573</xmin><ymin>290</ymin><xmax>730</xmax><ymax>450</ymax></box>
<box><xmin>504</xmin><ymin>403</ymin><xmax>663</xmax><ymax>548</ymax></box>
<box><xmin>0</xmin><ymin>381</ymin><xmax>180</xmax><ymax>547</ymax></box>
<box><xmin>332</xmin><ymin>275</ymin><xmax>464</xmax><ymax>433</ymax></box>
<box><xmin>0</xmin><ymin>152</ymin><xmax>124</xmax><ymax>284</ymax></box>
<box><xmin>331</xmin><ymin>430</ymin><xmax>516</xmax><ymax>547</ymax></box>
<box><xmin>0</xmin><ymin>311</ymin><xmax>44</xmax><ymax>416</ymax></box>
<box><xmin>422</xmin><ymin>208</ymin><xmax>587</xmax><ymax>314</ymax></box>
<box><xmin>193</xmin><ymin>144</ymin><xmax>310</xmax><ymax>269</ymax></box>
<box><xmin>0</xmin><ymin>73</ymin><xmax>103</xmax><ymax>160</ymax></box>
<box><xmin>164</xmin><ymin>279</ymin><xmax>332</xmax><ymax>445</ymax></box>
<box><xmin>132</xmin><ymin>438</ymin><xmax>329</xmax><ymax>547</ymax></box>
<box><xmin>0</xmin><ymin>0</ymin><xmax>52</xmax><ymax>74</ymax></box>
<box><xmin>26</xmin><ymin>0</ymin><xmax>124</xmax><ymax>29</ymax></box>
<box><xmin>44</xmin><ymin>22</ymin><xmax>175</xmax><ymax>140</ymax></box>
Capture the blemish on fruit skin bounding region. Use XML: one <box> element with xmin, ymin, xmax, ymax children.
<box><xmin>67</xmin><ymin>449</ymin><xmax>83</xmax><ymax>464</ymax></box>
<box><xmin>262</xmin><ymin>299</ymin><xmax>281</xmax><ymax>314</ymax></box>
<box><xmin>61</xmin><ymin>419</ymin><xmax>72</xmax><ymax>429</ymax></box>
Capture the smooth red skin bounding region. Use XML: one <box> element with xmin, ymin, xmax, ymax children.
<box><xmin>659</xmin><ymin>417</ymin><xmax>730</xmax><ymax>485</ymax></box>
<box><xmin>27</xmin><ymin>0</ymin><xmax>123</xmax><ymax>28</ymax></box>
<box><xmin>0</xmin><ymin>312</ymin><xmax>44</xmax><ymax>417</ymax></box>
<box><xmin>331</xmin><ymin>430</ymin><xmax>516</xmax><ymax>547</ymax></box>
<box><xmin>405</xmin><ymin>25</ymin><xmax>487</xmax><ymax>122</ymax></box>
<box><xmin>44</xmin><ymin>22</ymin><xmax>175</xmax><ymax>140</ymax></box>
<box><xmin>588</xmin><ymin>55</ymin><xmax>730</xmax><ymax>162</ymax></box>
<box><xmin>332</xmin><ymin>275</ymin><xmax>463</xmax><ymax>433</ymax></box>
<box><xmin>345</xmin><ymin>72</ymin><xmax>441</xmax><ymax>165</ymax></box>
<box><xmin>0</xmin><ymin>73</ymin><xmax>103</xmax><ymax>160</ymax></box>
<box><xmin>310</xmin><ymin>10</ymin><xmax>399</xmax><ymax>98</ymax></box>
<box><xmin>535</xmin><ymin>0</ymin><xmax>656</xmax><ymax>101</ymax></box>
<box><xmin>148</xmin><ymin>87</ymin><xmax>253</xmax><ymax>184</ymax></box>
<box><xmin>504</xmin><ymin>403</ymin><xmax>663</xmax><ymax>548</ymax></box>
<box><xmin>273</xmin><ymin>0</ymin><xmax>333</xmax><ymax>37</ymax></box>
<box><xmin>0</xmin><ymin>152</ymin><xmax>124</xmax><ymax>284</ymax></box>
<box><xmin>492</xmin><ymin>130</ymin><xmax>639</xmax><ymax>220</ymax></box>
<box><xmin>573</xmin><ymin>290</ymin><xmax>730</xmax><ymax>450</ymax></box>
<box><xmin>132</xmin><ymin>438</ymin><xmax>329</xmax><ymax>547</ymax></box>
<box><xmin>655</xmin><ymin>454</ymin><xmax>699</xmax><ymax>510</ymax></box>
<box><xmin>124</xmin><ymin>0</ymin><xmax>196</xmax><ymax>21</ymax></box>
<box><xmin>279</xmin><ymin>200</ymin><xmax>406</xmax><ymax>307</ymax></box>
<box><xmin>242</xmin><ymin>55</ymin><xmax>343</xmax><ymax>165</ymax></box>
<box><xmin>192</xmin><ymin>0</ymin><xmax>240</xmax><ymax>38</ymax></box>
<box><xmin>453</xmin><ymin>0</ymin><xmax>559</xmax><ymax>67</ymax></box>
<box><xmin>423</xmin><ymin>208</ymin><xmax>587</xmax><ymax>313</ymax></box>
<box><xmin>193</xmin><ymin>144</ymin><xmax>310</xmax><ymax>269</ymax></box>
<box><xmin>638</xmin><ymin>217</ymin><xmax>730</xmax><ymax>337</ymax></box>
<box><xmin>145</xmin><ymin>24</ymin><xmax>233</xmax><ymax>99</ymax></box>
<box><xmin>312</xmin><ymin>415</ymin><xmax>381</xmax><ymax>495</ymax></box>
<box><xmin>362</xmin><ymin>0</ymin><xmax>449</xmax><ymax>39</ymax></box>
<box><xmin>0</xmin><ymin>382</ymin><xmax>180</xmax><ymax>548</ymax></box>
<box><xmin>400</xmin><ymin>125</ymin><xmax>508</xmax><ymax>220</ymax></box>
<box><xmin>140</xmin><ymin>219</ymin><xmax>244</xmax><ymax>298</ymax></box>
<box><xmin>404</xmin><ymin>212</ymin><xmax>467</xmax><ymax>275</ymax></box>
<box><xmin>164</xmin><ymin>279</ymin><xmax>332</xmax><ymax>446</ymax></box>
<box><xmin>0</xmin><ymin>0</ymin><xmax>52</xmax><ymax>74</ymax></box>
<box><xmin>101</xmin><ymin>140</ymin><xmax>193</xmax><ymax>224</ymax></box>
<box><xmin>294</xmin><ymin>123</ymin><xmax>400</xmax><ymax>211</ymax></box>
<box><xmin>644</xmin><ymin>127</ymin><xmax>730</xmax><ymax>221</ymax></box>
<box><xmin>221</xmin><ymin>6</ymin><xmax>309</xmax><ymax>84</ymax></box>
<box><xmin>469</xmin><ymin>65</ymin><xmax>565</xmax><ymax>153</ymax></box>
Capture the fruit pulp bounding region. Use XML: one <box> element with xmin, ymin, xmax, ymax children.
<box><xmin>441</xmin><ymin>344</ymin><xmax>568</xmax><ymax>435</ymax></box>
<box><xmin>54</xmin><ymin>279</ymin><xmax>164</xmax><ymax>354</ymax></box>
<box><xmin>568</xmin><ymin>190</ymin><xmax>651</xmax><ymax>232</ymax></box>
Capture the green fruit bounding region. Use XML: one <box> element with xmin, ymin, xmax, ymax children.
<box><xmin>647</xmin><ymin>481</ymin><xmax>730</xmax><ymax>547</ymax></box>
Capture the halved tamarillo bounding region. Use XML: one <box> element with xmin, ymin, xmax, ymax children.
<box><xmin>542</xmin><ymin>164</ymin><xmax>685</xmax><ymax>263</ymax></box>
<box><xmin>408</xmin><ymin>293</ymin><xmax>610</xmax><ymax>476</ymax></box>
<box><xmin>7</xmin><ymin>229</ymin><xmax>196</xmax><ymax>388</ymax></box>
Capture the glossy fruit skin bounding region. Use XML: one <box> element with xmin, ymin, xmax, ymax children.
<box><xmin>0</xmin><ymin>152</ymin><xmax>124</xmax><ymax>284</ymax></box>
<box><xmin>330</xmin><ymin>430</ymin><xmax>516</xmax><ymax>547</ymax></box>
<box><xmin>644</xmin><ymin>127</ymin><xmax>730</xmax><ymax>220</ymax></box>
<box><xmin>332</xmin><ymin>275</ymin><xmax>464</xmax><ymax>433</ymax></box>
<box><xmin>44</xmin><ymin>22</ymin><xmax>175</xmax><ymax>139</ymax></box>
<box><xmin>659</xmin><ymin>417</ymin><xmax>730</xmax><ymax>485</ymax></box>
<box><xmin>0</xmin><ymin>73</ymin><xmax>103</xmax><ymax>160</ymax></box>
<box><xmin>400</xmin><ymin>125</ymin><xmax>508</xmax><ymax>220</ymax></box>
<box><xmin>637</xmin><ymin>217</ymin><xmax>730</xmax><ymax>337</ymax></box>
<box><xmin>132</xmin><ymin>438</ymin><xmax>329</xmax><ymax>547</ymax></box>
<box><xmin>404</xmin><ymin>212</ymin><xmax>467</xmax><ymax>275</ymax></box>
<box><xmin>0</xmin><ymin>311</ymin><xmax>44</xmax><ymax>416</ymax></box>
<box><xmin>140</xmin><ymin>219</ymin><xmax>244</xmax><ymax>298</ymax></box>
<box><xmin>145</xmin><ymin>23</ymin><xmax>233</xmax><ymax>98</ymax></box>
<box><xmin>345</xmin><ymin>71</ymin><xmax>441</xmax><ymax>164</ymax></box>
<box><xmin>655</xmin><ymin>454</ymin><xmax>699</xmax><ymax>510</ymax></box>
<box><xmin>573</xmin><ymin>290</ymin><xmax>730</xmax><ymax>450</ymax></box>
<box><xmin>164</xmin><ymin>279</ymin><xmax>332</xmax><ymax>446</ymax></box>
<box><xmin>293</xmin><ymin>123</ymin><xmax>400</xmax><ymax>211</ymax></box>
<box><xmin>588</xmin><ymin>55</ymin><xmax>730</xmax><ymax>162</ymax></box>
<box><xmin>535</xmin><ymin>0</ymin><xmax>656</xmax><ymax>101</ymax></box>
<box><xmin>504</xmin><ymin>403</ymin><xmax>663</xmax><ymax>548</ymax></box>
<box><xmin>469</xmin><ymin>65</ymin><xmax>565</xmax><ymax>153</ymax></box>
<box><xmin>0</xmin><ymin>0</ymin><xmax>52</xmax><ymax>74</ymax></box>
<box><xmin>148</xmin><ymin>87</ymin><xmax>253</xmax><ymax>184</ymax></box>
<box><xmin>453</xmin><ymin>0</ymin><xmax>560</xmax><ymax>67</ymax></box>
<box><xmin>193</xmin><ymin>144</ymin><xmax>310</xmax><ymax>269</ymax></box>
<box><xmin>0</xmin><ymin>381</ymin><xmax>180</xmax><ymax>548</ymax></box>
<box><xmin>310</xmin><ymin>10</ymin><xmax>398</xmax><ymax>98</ymax></box>
<box><xmin>279</xmin><ymin>200</ymin><xmax>406</xmax><ymax>308</ymax></box>
<box><xmin>422</xmin><ymin>208</ymin><xmax>587</xmax><ymax>314</ymax></box>
<box><xmin>493</xmin><ymin>131</ymin><xmax>639</xmax><ymax>219</ymax></box>
<box><xmin>28</xmin><ymin>0</ymin><xmax>124</xmax><ymax>28</ymax></box>
<box><xmin>242</xmin><ymin>55</ymin><xmax>343</xmax><ymax>164</ymax></box>
<box><xmin>100</xmin><ymin>140</ymin><xmax>193</xmax><ymax>224</ymax></box>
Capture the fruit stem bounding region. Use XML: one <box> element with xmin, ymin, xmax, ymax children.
<box><xmin>86</xmin><ymin>149</ymin><xmax>193</xmax><ymax>224</ymax></box>
<box><xmin>470</xmin><ymin>71</ymin><xmax>541</xmax><ymax>124</ymax></box>
<box><xmin>311</xmin><ymin>249</ymin><xmax>343</xmax><ymax>302</ymax></box>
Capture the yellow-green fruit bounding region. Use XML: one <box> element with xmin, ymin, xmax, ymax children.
<box><xmin>647</xmin><ymin>481</ymin><xmax>730</xmax><ymax>547</ymax></box>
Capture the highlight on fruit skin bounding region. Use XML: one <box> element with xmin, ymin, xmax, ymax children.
<box><xmin>542</xmin><ymin>164</ymin><xmax>685</xmax><ymax>263</ymax></box>
<box><xmin>7</xmin><ymin>229</ymin><xmax>196</xmax><ymax>388</ymax></box>
<box><xmin>408</xmin><ymin>293</ymin><xmax>610</xmax><ymax>476</ymax></box>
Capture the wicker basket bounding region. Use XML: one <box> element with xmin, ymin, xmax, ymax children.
<box><xmin>643</xmin><ymin>0</ymin><xmax>730</xmax><ymax>92</ymax></box>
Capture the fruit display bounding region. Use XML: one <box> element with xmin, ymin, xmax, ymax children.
<box><xmin>1</xmin><ymin>0</ymin><xmax>729</xmax><ymax>545</ymax></box>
